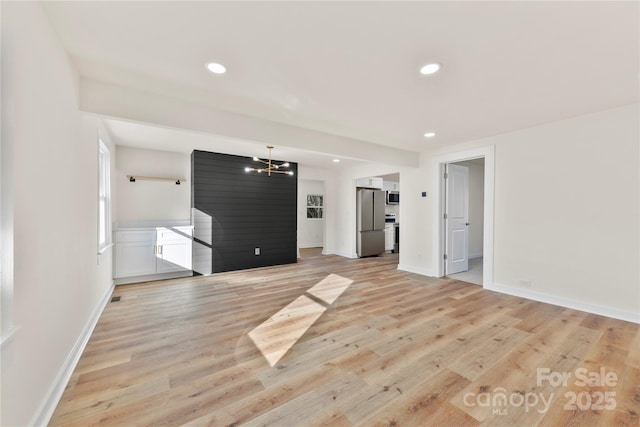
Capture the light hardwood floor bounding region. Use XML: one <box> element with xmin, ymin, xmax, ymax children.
<box><xmin>50</xmin><ymin>249</ymin><xmax>639</xmax><ymax>426</ymax></box>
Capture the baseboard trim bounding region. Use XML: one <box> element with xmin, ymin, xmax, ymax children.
<box><xmin>114</xmin><ymin>271</ymin><xmax>193</xmax><ymax>285</ymax></box>
<box><xmin>331</xmin><ymin>250</ymin><xmax>357</xmax><ymax>259</ymax></box>
<box><xmin>397</xmin><ymin>263</ymin><xmax>438</xmax><ymax>278</ymax></box>
<box><xmin>469</xmin><ymin>253</ymin><xmax>483</xmax><ymax>260</ymax></box>
<box><xmin>486</xmin><ymin>282</ymin><xmax>639</xmax><ymax>324</ymax></box>
<box><xmin>31</xmin><ymin>281</ymin><xmax>115</xmax><ymax>427</ymax></box>
<box><xmin>299</xmin><ymin>243</ymin><xmax>323</xmax><ymax>249</ymax></box>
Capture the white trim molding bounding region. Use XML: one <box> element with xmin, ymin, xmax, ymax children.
<box><xmin>0</xmin><ymin>325</ymin><xmax>20</xmax><ymax>350</ymax></box>
<box><xmin>432</xmin><ymin>145</ymin><xmax>495</xmax><ymax>288</ymax></box>
<box><xmin>328</xmin><ymin>250</ymin><xmax>358</xmax><ymax>259</ymax></box>
<box><xmin>114</xmin><ymin>271</ymin><xmax>193</xmax><ymax>286</ymax></box>
<box><xmin>299</xmin><ymin>243</ymin><xmax>324</xmax><ymax>249</ymax></box>
<box><xmin>397</xmin><ymin>264</ymin><xmax>438</xmax><ymax>278</ymax></box>
<box><xmin>487</xmin><ymin>282</ymin><xmax>640</xmax><ymax>324</ymax></box>
<box><xmin>30</xmin><ymin>282</ymin><xmax>115</xmax><ymax>427</ymax></box>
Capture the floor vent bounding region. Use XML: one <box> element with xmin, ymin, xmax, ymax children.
<box><xmin>111</xmin><ymin>296</ymin><xmax>121</xmax><ymax>303</ymax></box>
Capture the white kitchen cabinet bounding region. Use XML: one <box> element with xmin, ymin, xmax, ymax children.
<box><xmin>385</xmin><ymin>224</ymin><xmax>395</xmax><ymax>252</ymax></box>
<box><xmin>114</xmin><ymin>226</ymin><xmax>193</xmax><ymax>284</ymax></box>
<box><xmin>113</xmin><ymin>229</ymin><xmax>156</xmax><ymax>278</ymax></box>
<box><xmin>156</xmin><ymin>238</ymin><xmax>192</xmax><ymax>274</ymax></box>
<box><xmin>383</xmin><ymin>181</ymin><xmax>399</xmax><ymax>191</ymax></box>
<box><xmin>114</xmin><ymin>241</ymin><xmax>157</xmax><ymax>278</ymax></box>
<box><xmin>356</xmin><ymin>177</ymin><xmax>383</xmax><ymax>189</ymax></box>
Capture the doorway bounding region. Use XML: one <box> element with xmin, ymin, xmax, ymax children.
<box><xmin>379</xmin><ymin>173</ymin><xmax>400</xmax><ymax>256</ymax></box>
<box><xmin>445</xmin><ymin>159</ymin><xmax>485</xmax><ymax>285</ymax></box>
<box><xmin>432</xmin><ymin>146</ymin><xmax>494</xmax><ymax>287</ymax></box>
<box><xmin>298</xmin><ymin>179</ymin><xmax>325</xmax><ymax>255</ymax></box>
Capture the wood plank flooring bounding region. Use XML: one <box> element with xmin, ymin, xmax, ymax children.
<box><xmin>50</xmin><ymin>249</ymin><xmax>640</xmax><ymax>426</ymax></box>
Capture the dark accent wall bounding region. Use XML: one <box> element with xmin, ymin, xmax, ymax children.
<box><xmin>191</xmin><ymin>150</ymin><xmax>298</xmax><ymax>274</ymax></box>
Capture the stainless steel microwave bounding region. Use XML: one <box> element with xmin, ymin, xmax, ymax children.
<box><xmin>386</xmin><ymin>191</ymin><xmax>399</xmax><ymax>205</ymax></box>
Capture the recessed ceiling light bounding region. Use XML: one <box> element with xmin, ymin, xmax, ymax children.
<box><xmin>424</xmin><ymin>132</ymin><xmax>436</xmax><ymax>138</ymax></box>
<box><xmin>206</xmin><ymin>62</ymin><xmax>226</xmax><ymax>74</ymax></box>
<box><xmin>333</xmin><ymin>159</ymin><xmax>341</xmax><ymax>163</ymax></box>
<box><xmin>420</xmin><ymin>63</ymin><xmax>441</xmax><ymax>75</ymax></box>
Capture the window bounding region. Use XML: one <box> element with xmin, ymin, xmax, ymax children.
<box><xmin>98</xmin><ymin>139</ymin><xmax>111</xmax><ymax>252</ymax></box>
<box><xmin>306</xmin><ymin>194</ymin><xmax>323</xmax><ymax>219</ymax></box>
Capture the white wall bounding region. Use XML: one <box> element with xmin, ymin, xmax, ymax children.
<box><xmin>490</xmin><ymin>104</ymin><xmax>638</xmax><ymax>319</ymax></box>
<box><xmin>455</xmin><ymin>159</ymin><xmax>484</xmax><ymax>257</ymax></box>
<box><xmin>115</xmin><ymin>146</ymin><xmax>190</xmax><ymax>225</ymax></box>
<box><xmin>0</xmin><ymin>3</ymin><xmax>115</xmax><ymax>425</ymax></box>
<box><xmin>398</xmin><ymin>103</ymin><xmax>639</xmax><ymax>321</ymax></box>
<box><xmin>298</xmin><ymin>180</ymin><xmax>324</xmax><ymax>248</ymax></box>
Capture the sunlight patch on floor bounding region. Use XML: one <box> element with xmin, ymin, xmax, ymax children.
<box><xmin>248</xmin><ymin>274</ymin><xmax>354</xmax><ymax>367</ymax></box>
<box><xmin>306</xmin><ymin>273</ymin><xmax>354</xmax><ymax>305</ymax></box>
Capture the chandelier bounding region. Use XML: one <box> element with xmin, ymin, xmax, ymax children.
<box><xmin>245</xmin><ymin>146</ymin><xmax>294</xmax><ymax>176</ymax></box>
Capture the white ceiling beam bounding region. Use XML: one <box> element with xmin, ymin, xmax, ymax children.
<box><xmin>79</xmin><ymin>78</ymin><xmax>419</xmax><ymax>168</ymax></box>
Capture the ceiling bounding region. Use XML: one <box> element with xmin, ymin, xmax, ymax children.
<box><xmin>42</xmin><ymin>1</ymin><xmax>639</xmax><ymax>165</ymax></box>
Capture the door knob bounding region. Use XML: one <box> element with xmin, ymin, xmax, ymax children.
<box><xmin>465</xmin><ymin>222</ymin><xmax>469</xmax><ymax>226</ymax></box>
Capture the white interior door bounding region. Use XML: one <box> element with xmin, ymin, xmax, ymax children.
<box><xmin>446</xmin><ymin>164</ymin><xmax>469</xmax><ymax>274</ymax></box>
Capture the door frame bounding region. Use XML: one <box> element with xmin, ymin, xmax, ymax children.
<box><xmin>444</xmin><ymin>163</ymin><xmax>470</xmax><ymax>275</ymax></box>
<box><xmin>432</xmin><ymin>146</ymin><xmax>495</xmax><ymax>287</ymax></box>
<box><xmin>297</xmin><ymin>179</ymin><xmax>326</xmax><ymax>257</ymax></box>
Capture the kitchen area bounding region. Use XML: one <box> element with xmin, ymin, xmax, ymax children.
<box><xmin>356</xmin><ymin>173</ymin><xmax>400</xmax><ymax>257</ymax></box>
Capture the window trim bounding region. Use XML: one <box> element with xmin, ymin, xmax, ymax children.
<box><xmin>98</xmin><ymin>139</ymin><xmax>111</xmax><ymax>254</ymax></box>
<box><xmin>306</xmin><ymin>194</ymin><xmax>324</xmax><ymax>220</ymax></box>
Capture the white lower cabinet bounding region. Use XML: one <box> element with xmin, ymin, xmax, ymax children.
<box><xmin>385</xmin><ymin>224</ymin><xmax>395</xmax><ymax>252</ymax></box>
<box><xmin>114</xmin><ymin>226</ymin><xmax>193</xmax><ymax>284</ymax></box>
<box><xmin>156</xmin><ymin>239</ymin><xmax>192</xmax><ymax>274</ymax></box>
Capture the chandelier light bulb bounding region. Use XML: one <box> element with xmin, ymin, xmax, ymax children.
<box><xmin>244</xmin><ymin>146</ymin><xmax>294</xmax><ymax>176</ymax></box>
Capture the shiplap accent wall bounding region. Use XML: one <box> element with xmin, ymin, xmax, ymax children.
<box><xmin>191</xmin><ymin>150</ymin><xmax>298</xmax><ymax>274</ymax></box>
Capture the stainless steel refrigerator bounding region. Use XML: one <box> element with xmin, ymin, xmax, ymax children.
<box><xmin>356</xmin><ymin>188</ymin><xmax>385</xmax><ymax>257</ymax></box>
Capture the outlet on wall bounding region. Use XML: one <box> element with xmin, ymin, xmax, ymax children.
<box><xmin>519</xmin><ymin>280</ymin><xmax>532</xmax><ymax>288</ymax></box>
<box><xmin>255</xmin><ymin>247</ymin><xmax>260</xmax><ymax>256</ymax></box>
